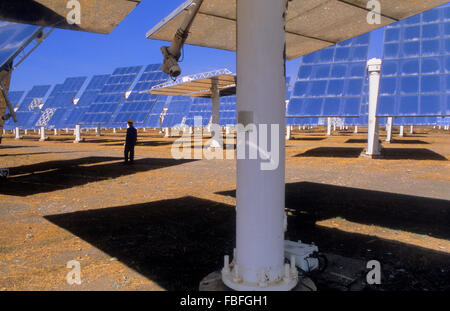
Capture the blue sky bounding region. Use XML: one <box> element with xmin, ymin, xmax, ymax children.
<box><xmin>10</xmin><ymin>0</ymin><xmax>385</xmax><ymax>92</ymax></box>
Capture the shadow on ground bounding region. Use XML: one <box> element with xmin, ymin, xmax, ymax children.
<box><xmin>217</xmin><ymin>182</ymin><xmax>450</xmax><ymax>240</ymax></box>
<box><xmin>346</xmin><ymin>139</ymin><xmax>430</xmax><ymax>145</ymax></box>
<box><xmin>44</xmin><ymin>196</ymin><xmax>236</xmax><ymax>291</ymax></box>
<box><xmin>0</xmin><ymin>157</ymin><xmax>196</xmax><ymax>196</ymax></box>
<box><xmin>216</xmin><ymin>182</ymin><xmax>450</xmax><ymax>290</ymax></box>
<box><xmin>291</xmin><ymin>137</ymin><xmax>327</xmax><ymax>141</ymax></box>
<box><xmin>103</xmin><ymin>141</ymin><xmax>175</xmax><ymax>147</ymax></box>
<box><xmin>0</xmin><ymin>151</ymin><xmax>76</xmax><ymax>157</ymax></box>
<box><xmin>295</xmin><ymin>147</ymin><xmax>447</xmax><ymax>160</ymax></box>
<box><xmin>0</xmin><ymin>145</ymin><xmax>37</xmax><ymax>149</ymax></box>
<box><xmin>45</xmin><ymin>186</ymin><xmax>450</xmax><ymax>290</ymax></box>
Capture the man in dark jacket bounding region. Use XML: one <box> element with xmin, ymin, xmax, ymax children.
<box><xmin>124</xmin><ymin>119</ymin><xmax>137</xmax><ymax>164</ymax></box>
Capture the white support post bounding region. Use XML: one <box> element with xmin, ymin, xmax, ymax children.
<box><xmin>354</xmin><ymin>126</ymin><xmax>358</xmax><ymax>134</ymax></box>
<box><xmin>366</xmin><ymin>59</ymin><xmax>382</xmax><ymax>157</ymax></box>
<box><xmin>39</xmin><ymin>126</ymin><xmax>47</xmax><ymax>141</ymax></box>
<box><xmin>113</xmin><ymin>128</ymin><xmax>116</xmax><ymax>134</ymax></box>
<box><xmin>399</xmin><ymin>125</ymin><xmax>404</xmax><ymax>137</ymax></box>
<box><xmin>54</xmin><ymin>129</ymin><xmax>58</xmax><ymax>136</ymax></box>
<box><xmin>15</xmin><ymin>127</ymin><xmax>22</xmax><ymax>139</ymax></box>
<box><xmin>326</xmin><ymin>117</ymin><xmax>332</xmax><ymax>136</ymax></box>
<box><xmin>410</xmin><ymin>125</ymin><xmax>414</xmax><ymax>134</ymax></box>
<box><xmin>96</xmin><ymin>124</ymin><xmax>101</xmax><ymax>136</ymax></box>
<box><xmin>66</xmin><ymin>128</ymin><xmax>69</xmax><ymax>134</ymax></box>
<box><xmin>285</xmin><ymin>125</ymin><xmax>291</xmax><ymax>140</ymax></box>
<box><xmin>221</xmin><ymin>0</ymin><xmax>296</xmax><ymax>291</ymax></box>
<box><xmin>164</xmin><ymin>127</ymin><xmax>170</xmax><ymax>137</ymax></box>
<box><xmin>74</xmin><ymin>124</ymin><xmax>81</xmax><ymax>143</ymax></box>
<box><xmin>209</xmin><ymin>77</ymin><xmax>222</xmax><ymax>148</ymax></box>
<box><xmin>386</xmin><ymin>117</ymin><xmax>393</xmax><ymax>143</ymax></box>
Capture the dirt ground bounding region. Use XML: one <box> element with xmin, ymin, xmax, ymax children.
<box><xmin>0</xmin><ymin>126</ymin><xmax>449</xmax><ymax>291</ymax></box>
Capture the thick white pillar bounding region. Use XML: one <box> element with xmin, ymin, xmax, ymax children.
<box><xmin>24</xmin><ymin>129</ymin><xmax>28</xmax><ymax>135</ymax></box>
<box><xmin>326</xmin><ymin>117</ymin><xmax>332</xmax><ymax>136</ymax></box>
<box><xmin>74</xmin><ymin>124</ymin><xmax>81</xmax><ymax>143</ymax></box>
<box><xmin>386</xmin><ymin>117</ymin><xmax>393</xmax><ymax>143</ymax></box>
<box><xmin>15</xmin><ymin>127</ymin><xmax>22</xmax><ymax>139</ymax></box>
<box><xmin>285</xmin><ymin>125</ymin><xmax>291</xmax><ymax>140</ymax></box>
<box><xmin>209</xmin><ymin>77</ymin><xmax>222</xmax><ymax>148</ymax></box>
<box><xmin>399</xmin><ymin>125</ymin><xmax>404</xmax><ymax>137</ymax></box>
<box><xmin>54</xmin><ymin>129</ymin><xmax>58</xmax><ymax>136</ymax></box>
<box><xmin>354</xmin><ymin>126</ymin><xmax>358</xmax><ymax>134</ymax></box>
<box><xmin>39</xmin><ymin>126</ymin><xmax>47</xmax><ymax>141</ymax></box>
<box><xmin>164</xmin><ymin>127</ymin><xmax>169</xmax><ymax>137</ymax></box>
<box><xmin>221</xmin><ymin>0</ymin><xmax>296</xmax><ymax>291</ymax></box>
<box><xmin>410</xmin><ymin>125</ymin><xmax>414</xmax><ymax>134</ymax></box>
<box><xmin>113</xmin><ymin>128</ymin><xmax>116</xmax><ymax>134</ymax></box>
<box><xmin>366</xmin><ymin>59</ymin><xmax>382</xmax><ymax>156</ymax></box>
<box><xmin>96</xmin><ymin>124</ymin><xmax>101</xmax><ymax>136</ymax></box>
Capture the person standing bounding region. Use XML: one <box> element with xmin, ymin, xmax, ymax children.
<box><xmin>124</xmin><ymin>119</ymin><xmax>137</xmax><ymax>164</ymax></box>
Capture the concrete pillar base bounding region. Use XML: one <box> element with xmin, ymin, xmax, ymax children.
<box><xmin>199</xmin><ymin>271</ymin><xmax>316</xmax><ymax>291</ymax></box>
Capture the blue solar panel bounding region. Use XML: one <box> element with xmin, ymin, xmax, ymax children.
<box><xmin>78</xmin><ymin>66</ymin><xmax>142</xmax><ymax>125</ymax></box>
<box><xmin>54</xmin><ymin>74</ymin><xmax>111</xmax><ymax>129</ymax></box>
<box><xmin>161</xmin><ymin>96</ymin><xmax>192</xmax><ymax>128</ymax></box>
<box><xmin>378</xmin><ymin>4</ymin><xmax>450</xmax><ymax>117</ymax></box>
<box><xmin>17</xmin><ymin>85</ymin><xmax>51</xmax><ymax>112</ymax></box>
<box><xmin>184</xmin><ymin>97</ymin><xmax>211</xmax><ymax>127</ymax></box>
<box><xmin>219</xmin><ymin>95</ymin><xmax>236</xmax><ymax>126</ymax></box>
<box><xmin>8</xmin><ymin>91</ymin><xmax>25</xmax><ymax>108</ymax></box>
<box><xmin>110</xmin><ymin>63</ymin><xmax>168</xmax><ymax>124</ymax></box>
<box><xmin>143</xmin><ymin>96</ymin><xmax>168</xmax><ymax>128</ymax></box>
<box><xmin>43</xmin><ymin>77</ymin><xmax>86</xmax><ymax>109</ymax></box>
<box><xmin>288</xmin><ymin>32</ymin><xmax>370</xmax><ymax>117</ymax></box>
<box><xmin>0</xmin><ymin>22</ymin><xmax>42</xmax><ymax>71</ymax></box>
<box><xmin>392</xmin><ymin>116</ymin><xmax>440</xmax><ymax>125</ymax></box>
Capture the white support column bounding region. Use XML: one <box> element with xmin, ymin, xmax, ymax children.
<box><xmin>209</xmin><ymin>77</ymin><xmax>222</xmax><ymax>148</ymax></box>
<box><xmin>386</xmin><ymin>117</ymin><xmax>393</xmax><ymax>143</ymax></box>
<box><xmin>96</xmin><ymin>124</ymin><xmax>101</xmax><ymax>136</ymax></box>
<box><xmin>366</xmin><ymin>59</ymin><xmax>382</xmax><ymax>157</ymax></box>
<box><xmin>410</xmin><ymin>125</ymin><xmax>414</xmax><ymax>134</ymax></box>
<box><xmin>39</xmin><ymin>126</ymin><xmax>47</xmax><ymax>141</ymax></box>
<box><xmin>285</xmin><ymin>125</ymin><xmax>291</xmax><ymax>140</ymax></box>
<box><xmin>24</xmin><ymin>129</ymin><xmax>28</xmax><ymax>135</ymax></box>
<box><xmin>326</xmin><ymin>117</ymin><xmax>332</xmax><ymax>136</ymax></box>
<box><xmin>54</xmin><ymin>129</ymin><xmax>58</xmax><ymax>136</ymax></box>
<box><xmin>354</xmin><ymin>126</ymin><xmax>358</xmax><ymax>134</ymax></box>
<box><xmin>399</xmin><ymin>125</ymin><xmax>404</xmax><ymax>137</ymax></box>
<box><xmin>15</xmin><ymin>127</ymin><xmax>22</xmax><ymax>139</ymax></box>
<box><xmin>221</xmin><ymin>0</ymin><xmax>296</xmax><ymax>291</ymax></box>
<box><xmin>164</xmin><ymin>127</ymin><xmax>169</xmax><ymax>137</ymax></box>
<box><xmin>66</xmin><ymin>128</ymin><xmax>69</xmax><ymax>134</ymax></box>
<box><xmin>74</xmin><ymin>124</ymin><xmax>81</xmax><ymax>143</ymax></box>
